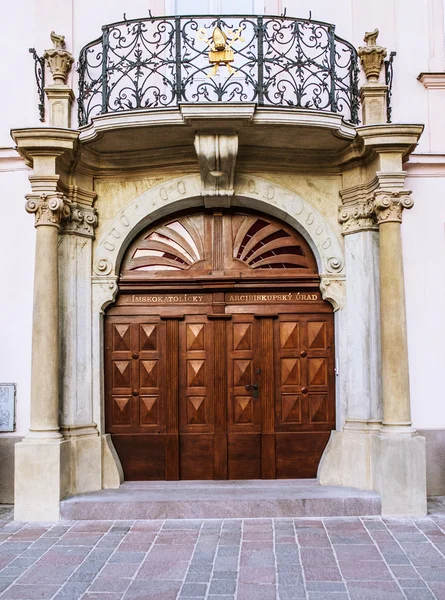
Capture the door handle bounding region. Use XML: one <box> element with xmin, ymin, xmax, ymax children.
<box><xmin>245</xmin><ymin>383</ymin><xmax>259</xmax><ymax>399</ymax></box>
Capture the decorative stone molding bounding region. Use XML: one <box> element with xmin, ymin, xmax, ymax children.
<box><xmin>358</xmin><ymin>29</ymin><xmax>387</xmax><ymax>84</ymax></box>
<box><xmin>339</xmin><ymin>178</ymin><xmax>379</xmax><ymax>235</ymax></box>
<box><xmin>25</xmin><ymin>192</ymin><xmax>70</xmax><ymax>228</ymax></box>
<box><xmin>417</xmin><ymin>72</ymin><xmax>445</xmax><ymax>89</ymax></box>
<box><xmin>319</xmin><ymin>276</ymin><xmax>346</xmax><ymax>312</ymax></box>
<box><xmin>373</xmin><ymin>190</ymin><xmax>414</xmax><ymax>223</ymax></box>
<box><xmin>61</xmin><ymin>204</ymin><xmax>98</xmax><ymax>238</ymax></box>
<box><xmin>358</xmin><ymin>30</ymin><xmax>388</xmax><ymax>124</ymax></box>
<box><xmin>93</xmin><ymin>174</ymin><xmax>345</xmax><ymax>289</ymax></box>
<box><xmin>44</xmin><ymin>32</ymin><xmax>74</xmax><ymax>85</ymax></box>
<box><xmin>194</xmin><ymin>133</ymin><xmax>238</xmax><ymax>207</ymax></box>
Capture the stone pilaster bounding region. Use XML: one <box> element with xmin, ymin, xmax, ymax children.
<box><xmin>58</xmin><ymin>188</ymin><xmax>102</xmax><ymax>495</ymax></box>
<box><xmin>319</xmin><ymin>184</ymin><xmax>381</xmax><ymax>490</ymax></box>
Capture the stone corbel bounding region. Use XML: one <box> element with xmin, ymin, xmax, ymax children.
<box><xmin>194</xmin><ymin>132</ymin><xmax>238</xmax><ymax>208</ymax></box>
<box><xmin>319</xmin><ymin>275</ymin><xmax>346</xmax><ymax>312</ymax></box>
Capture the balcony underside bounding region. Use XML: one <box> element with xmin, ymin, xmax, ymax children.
<box><xmin>78</xmin><ymin>104</ymin><xmax>360</xmax><ymax>173</ymax></box>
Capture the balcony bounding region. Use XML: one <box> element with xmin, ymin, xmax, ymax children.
<box><xmin>77</xmin><ymin>15</ymin><xmax>360</xmax><ymax>128</ymax></box>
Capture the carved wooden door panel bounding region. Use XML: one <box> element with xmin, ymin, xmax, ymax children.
<box><xmin>178</xmin><ymin>315</ymin><xmax>215</xmax><ymax>479</ymax></box>
<box><xmin>227</xmin><ymin>314</ymin><xmax>263</xmax><ymax>478</ymax></box>
<box><xmin>105</xmin><ymin>317</ymin><xmax>169</xmax><ymax>480</ymax></box>
<box><xmin>273</xmin><ymin>314</ymin><xmax>335</xmax><ymax>478</ymax></box>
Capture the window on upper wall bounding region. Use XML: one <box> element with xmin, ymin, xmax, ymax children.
<box><xmin>172</xmin><ymin>0</ymin><xmax>264</xmax><ymax>14</ymax></box>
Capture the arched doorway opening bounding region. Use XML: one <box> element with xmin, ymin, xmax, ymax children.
<box><xmin>104</xmin><ymin>208</ymin><xmax>335</xmax><ymax>480</ymax></box>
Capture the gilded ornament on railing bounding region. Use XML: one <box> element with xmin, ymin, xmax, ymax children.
<box><xmin>77</xmin><ymin>15</ymin><xmax>360</xmax><ymax>126</ymax></box>
<box><xmin>197</xmin><ymin>25</ymin><xmax>245</xmax><ymax>76</ymax></box>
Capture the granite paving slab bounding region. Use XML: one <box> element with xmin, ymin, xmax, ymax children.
<box><xmin>0</xmin><ymin>504</ymin><xmax>445</xmax><ymax>598</ymax></box>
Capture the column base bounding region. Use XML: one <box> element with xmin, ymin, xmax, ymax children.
<box><xmin>14</xmin><ymin>439</ymin><xmax>70</xmax><ymax>521</ymax></box>
<box><xmin>372</xmin><ymin>429</ymin><xmax>427</xmax><ymax>516</ymax></box>
<box><xmin>318</xmin><ymin>424</ymin><xmax>427</xmax><ymax>516</ymax></box>
<box><xmin>62</xmin><ymin>425</ymin><xmax>102</xmax><ymax>495</ymax></box>
<box><xmin>102</xmin><ymin>434</ymin><xmax>124</xmax><ymax>489</ymax></box>
<box><xmin>318</xmin><ymin>421</ymin><xmax>380</xmax><ymax>490</ymax></box>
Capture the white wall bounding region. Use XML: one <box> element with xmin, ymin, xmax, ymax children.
<box><xmin>0</xmin><ymin>168</ymin><xmax>35</xmax><ymax>436</ymax></box>
<box><xmin>403</xmin><ymin>174</ymin><xmax>445</xmax><ymax>429</ymax></box>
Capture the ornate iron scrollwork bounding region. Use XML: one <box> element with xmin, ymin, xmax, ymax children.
<box><xmin>385</xmin><ymin>50</ymin><xmax>396</xmax><ymax>123</ymax></box>
<box><xmin>77</xmin><ymin>15</ymin><xmax>360</xmax><ymax>127</ymax></box>
<box><xmin>29</xmin><ymin>48</ymin><xmax>45</xmax><ymax>122</ymax></box>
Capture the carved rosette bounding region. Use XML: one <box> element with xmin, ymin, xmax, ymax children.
<box><xmin>62</xmin><ymin>204</ymin><xmax>98</xmax><ymax>238</ymax></box>
<box><xmin>339</xmin><ymin>201</ymin><xmax>377</xmax><ymax>234</ymax></box>
<box><xmin>358</xmin><ymin>29</ymin><xmax>387</xmax><ymax>83</ymax></box>
<box><xmin>25</xmin><ymin>193</ymin><xmax>70</xmax><ymax>228</ymax></box>
<box><xmin>44</xmin><ymin>32</ymin><xmax>74</xmax><ymax>85</ymax></box>
<box><xmin>373</xmin><ymin>191</ymin><xmax>414</xmax><ymax>224</ymax></box>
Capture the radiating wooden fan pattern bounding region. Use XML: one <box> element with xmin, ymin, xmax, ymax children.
<box><xmin>126</xmin><ymin>215</ymin><xmax>204</xmax><ymax>271</ymax></box>
<box><xmin>232</xmin><ymin>216</ymin><xmax>311</xmax><ymax>269</ymax></box>
<box><xmin>122</xmin><ymin>212</ymin><xmax>316</xmax><ymax>274</ymax></box>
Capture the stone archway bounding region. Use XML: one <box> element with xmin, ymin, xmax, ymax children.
<box><xmin>92</xmin><ymin>174</ymin><xmax>347</xmax><ymax>485</ymax></box>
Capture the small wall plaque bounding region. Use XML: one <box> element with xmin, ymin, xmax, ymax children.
<box><xmin>0</xmin><ymin>384</ymin><xmax>16</xmax><ymax>432</ymax></box>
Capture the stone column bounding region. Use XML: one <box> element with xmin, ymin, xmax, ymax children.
<box><xmin>26</xmin><ymin>194</ymin><xmax>69</xmax><ymax>437</ymax></box>
<box><xmin>12</xmin><ymin>128</ymin><xmax>79</xmax><ymax>522</ymax></box>
<box><xmin>371</xmin><ymin>189</ymin><xmax>427</xmax><ymax>515</ymax></box>
<box><xmin>15</xmin><ymin>191</ymin><xmax>71</xmax><ymax>521</ymax></box>
<box><xmin>373</xmin><ymin>191</ymin><xmax>413</xmax><ymax>428</ymax></box>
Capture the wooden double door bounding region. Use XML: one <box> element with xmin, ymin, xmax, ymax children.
<box><xmin>105</xmin><ymin>307</ymin><xmax>335</xmax><ymax>480</ymax></box>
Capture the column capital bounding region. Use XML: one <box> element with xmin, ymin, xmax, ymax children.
<box><xmin>61</xmin><ymin>203</ymin><xmax>98</xmax><ymax>238</ymax></box>
<box><xmin>339</xmin><ymin>200</ymin><xmax>377</xmax><ymax>234</ymax></box>
<box><xmin>25</xmin><ymin>192</ymin><xmax>70</xmax><ymax>228</ymax></box>
<box><xmin>373</xmin><ymin>190</ymin><xmax>414</xmax><ymax>224</ymax></box>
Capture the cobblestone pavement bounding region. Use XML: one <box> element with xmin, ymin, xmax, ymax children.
<box><xmin>1</xmin><ymin>515</ymin><xmax>445</xmax><ymax>599</ymax></box>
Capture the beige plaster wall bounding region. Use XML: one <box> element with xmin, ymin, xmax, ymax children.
<box><xmin>93</xmin><ymin>171</ymin><xmax>344</xmax><ymax>256</ymax></box>
<box><xmin>94</xmin><ymin>175</ymin><xmax>175</xmax><ymax>242</ymax></box>
<box><xmin>249</xmin><ymin>173</ymin><xmax>343</xmax><ymax>236</ymax></box>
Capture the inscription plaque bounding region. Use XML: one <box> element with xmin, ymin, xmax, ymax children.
<box><xmin>0</xmin><ymin>383</ymin><xmax>15</xmax><ymax>432</ymax></box>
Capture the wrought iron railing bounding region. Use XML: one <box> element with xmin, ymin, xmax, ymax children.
<box><xmin>385</xmin><ymin>51</ymin><xmax>396</xmax><ymax>123</ymax></box>
<box><xmin>77</xmin><ymin>15</ymin><xmax>360</xmax><ymax>127</ymax></box>
<box><xmin>29</xmin><ymin>48</ymin><xmax>45</xmax><ymax>122</ymax></box>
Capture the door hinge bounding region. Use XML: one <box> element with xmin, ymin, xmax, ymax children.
<box><xmin>334</xmin><ymin>358</ymin><xmax>339</xmax><ymax>376</ymax></box>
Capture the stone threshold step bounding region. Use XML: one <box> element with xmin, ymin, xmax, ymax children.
<box><xmin>60</xmin><ymin>480</ymin><xmax>381</xmax><ymax>520</ymax></box>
